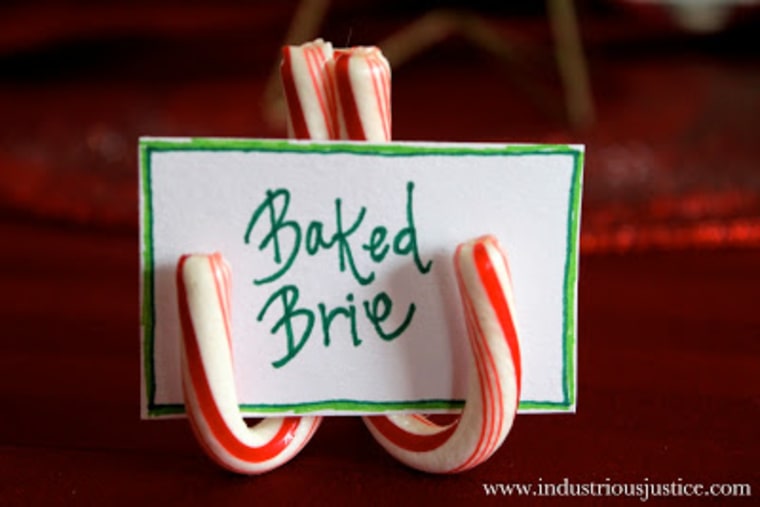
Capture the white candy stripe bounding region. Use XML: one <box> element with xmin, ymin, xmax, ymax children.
<box><xmin>331</xmin><ymin>46</ymin><xmax>391</xmax><ymax>141</ymax></box>
<box><xmin>363</xmin><ymin>236</ymin><xmax>521</xmax><ymax>473</ymax></box>
<box><xmin>280</xmin><ymin>39</ymin><xmax>335</xmax><ymax>140</ymax></box>
<box><xmin>178</xmin><ymin>253</ymin><xmax>323</xmax><ymax>474</ymax></box>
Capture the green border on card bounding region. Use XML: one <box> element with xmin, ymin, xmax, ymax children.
<box><xmin>140</xmin><ymin>141</ymin><xmax>158</xmax><ymax>416</ymax></box>
<box><xmin>139</xmin><ymin>138</ymin><xmax>583</xmax><ymax>417</ymax></box>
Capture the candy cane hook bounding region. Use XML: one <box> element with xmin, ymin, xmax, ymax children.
<box><xmin>323</xmin><ymin>44</ymin><xmax>521</xmax><ymax>472</ymax></box>
<box><xmin>363</xmin><ymin>235</ymin><xmax>521</xmax><ymax>473</ymax></box>
<box><xmin>178</xmin><ymin>253</ymin><xmax>322</xmax><ymax>474</ymax></box>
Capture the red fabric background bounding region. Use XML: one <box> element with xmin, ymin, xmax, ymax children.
<box><xmin>0</xmin><ymin>2</ymin><xmax>758</xmax><ymax>504</ymax></box>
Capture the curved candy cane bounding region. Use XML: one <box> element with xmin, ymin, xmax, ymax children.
<box><xmin>363</xmin><ymin>235</ymin><xmax>521</xmax><ymax>473</ymax></box>
<box><xmin>327</xmin><ymin>44</ymin><xmax>521</xmax><ymax>473</ymax></box>
<box><xmin>177</xmin><ymin>253</ymin><xmax>322</xmax><ymax>474</ymax></box>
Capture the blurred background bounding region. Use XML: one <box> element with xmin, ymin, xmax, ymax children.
<box><xmin>1</xmin><ymin>0</ymin><xmax>759</xmax><ymax>252</ymax></box>
<box><xmin>1</xmin><ymin>2</ymin><xmax>759</xmax><ymax>502</ymax></box>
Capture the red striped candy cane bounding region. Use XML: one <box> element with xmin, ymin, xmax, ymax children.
<box><xmin>363</xmin><ymin>236</ymin><xmax>521</xmax><ymax>473</ymax></box>
<box><xmin>177</xmin><ymin>39</ymin><xmax>339</xmax><ymax>473</ymax></box>
<box><xmin>329</xmin><ymin>45</ymin><xmax>522</xmax><ymax>473</ymax></box>
<box><xmin>280</xmin><ymin>38</ymin><xmax>336</xmax><ymax>140</ymax></box>
<box><xmin>177</xmin><ymin>253</ymin><xmax>322</xmax><ymax>474</ymax></box>
<box><xmin>329</xmin><ymin>46</ymin><xmax>391</xmax><ymax>141</ymax></box>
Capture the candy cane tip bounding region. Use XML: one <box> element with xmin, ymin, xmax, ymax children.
<box><xmin>362</xmin><ymin>236</ymin><xmax>521</xmax><ymax>473</ymax></box>
<box><xmin>178</xmin><ymin>252</ymin><xmax>322</xmax><ymax>475</ymax></box>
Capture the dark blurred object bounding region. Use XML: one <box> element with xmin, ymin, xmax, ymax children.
<box><xmin>1</xmin><ymin>1</ymin><xmax>760</xmax><ymax>252</ymax></box>
<box><xmin>610</xmin><ymin>0</ymin><xmax>760</xmax><ymax>33</ymax></box>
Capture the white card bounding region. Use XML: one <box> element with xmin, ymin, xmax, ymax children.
<box><xmin>139</xmin><ymin>138</ymin><xmax>583</xmax><ymax>417</ymax></box>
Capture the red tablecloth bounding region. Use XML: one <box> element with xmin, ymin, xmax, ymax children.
<box><xmin>0</xmin><ymin>216</ymin><xmax>756</xmax><ymax>504</ymax></box>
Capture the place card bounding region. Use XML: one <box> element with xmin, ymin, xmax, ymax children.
<box><xmin>139</xmin><ymin>138</ymin><xmax>583</xmax><ymax>417</ymax></box>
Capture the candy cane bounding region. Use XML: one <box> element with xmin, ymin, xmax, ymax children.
<box><xmin>363</xmin><ymin>235</ymin><xmax>521</xmax><ymax>473</ymax></box>
<box><xmin>329</xmin><ymin>46</ymin><xmax>391</xmax><ymax>141</ymax></box>
<box><xmin>330</xmin><ymin>47</ymin><xmax>522</xmax><ymax>471</ymax></box>
<box><xmin>178</xmin><ymin>39</ymin><xmax>520</xmax><ymax>474</ymax></box>
<box><xmin>280</xmin><ymin>38</ymin><xmax>336</xmax><ymax>140</ymax></box>
<box><xmin>177</xmin><ymin>39</ymin><xmax>339</xmax><ymax>473</ymax></box>
<box><xmin>177</xmin><ymin>253</ymin><xmax>322</xmax><ymax>474</ymax></box>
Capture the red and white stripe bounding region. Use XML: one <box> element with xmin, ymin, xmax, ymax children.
<box><xmin>329</xmin><ymin>46</ymin><xmax>391</xmax><ymax>141</ymax></box>
<box><xmin>177</xmin><ymin>253</ymin><xmax>322</xmax><ymax>474</ymax></box>
<box><xmin>363</xmin><ymin>235</ymin><xmax>521</xmax><ymax>473</ymax></box>
<box><xmin>177</xmin><ymin>39</ymin><xmax>338</xmax><ymax>473</ymax></box>
<box><xmin>326</xmin><ymin>43</ymin><xmax>521</xmax><ymax>473</ymax></box>
<box><xmin>280</xmin><ymin>39</ymin><xmax>336</xmax><ymax>140</ymax></box>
